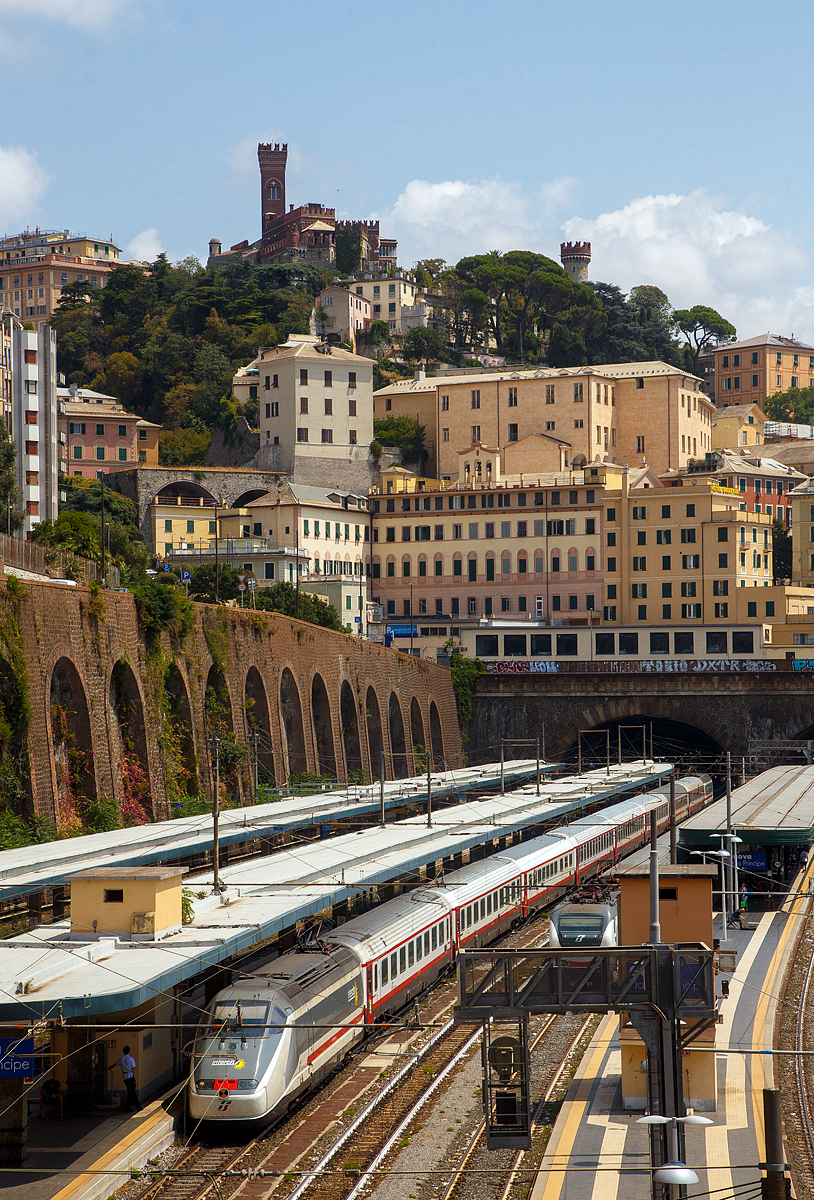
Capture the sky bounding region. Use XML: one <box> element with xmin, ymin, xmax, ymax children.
<box><xmin>3</xmin><ymin>0</ymin><xmax>814</xmax><ymax>340</ymax></box>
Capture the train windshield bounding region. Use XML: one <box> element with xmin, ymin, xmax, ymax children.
<box><xmin>556</xmin><ymin>914</ymin><xmax>605</xmax><ymax>940</ymax></box>
<box><xmin>207</xmin><ymin>1001</ymin><xmax>277</xmax><ymax>1033</ymax></box>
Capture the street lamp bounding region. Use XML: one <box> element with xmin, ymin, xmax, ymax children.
<box><xmin>637</xmin><ymin>1113</ymin><xmax>713</xmax><ymax>1186</ymax></box>
<box><xmin>689</xmin><ymin>848</ymin><xmax>730</xmax><ymax>932</ymax></box>
<box><xmin>714</xmin><ymin>832</ymin><xmax>743</xmax><ymax>917</ymax></box>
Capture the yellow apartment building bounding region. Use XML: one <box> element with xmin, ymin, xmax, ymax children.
<box><xmin>0</xmin><ymin>228</ymin><xmax>121</xmax><ymax>326</ymax></box>
<box><xmin>713</xmin><ymin>333</ymin><xmax>814</xmax><ymax>411</ymax></box>
<box><xmin>602</xmin><ymin>475</ymin><xmax>772</xmax><ymax>627</ymax></box>
<box><xmin>373</xmin><ymin>361</ymin><xmax>714</xmax><ymax>481</ymax></box>
<box><xmin>789</xmin><ymin>479</ymin><xmax>814</xmax><ymax>588</ymax></box>
<box><xmin>370</xmin><ymin>454</ymin><xmax>622</xmax><ymax>622</ymax></box>
<box><xmin>711</xmin><ymin>402</ymin><xmax>765</xmax><ymax>449</ymax></box>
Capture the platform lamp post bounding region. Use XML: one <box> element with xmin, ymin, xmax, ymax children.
<box><xmin>689</xmin><ymin>848</ymin><xmax>730</xmax><ymax>932</ymax></box>
<box><xmin>713</xmin><ymin>832</ymin><xmax>742</xmax><ymax>925</ymax></box>
<box><xmin>637</xmin><ymin>1113</ymin><xmax>713</xmax><ymax>1195</ymax></box>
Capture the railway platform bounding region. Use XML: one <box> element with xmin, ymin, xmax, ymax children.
<box><xmin>529</xmin><ymin>858</ymin><xmax>814</xmax><ymax>1199</ymax></box>
<box><xmin>1</xmin><ymin>1092</ymin><xmax>179</xmax><ymax>1200</ymax></box>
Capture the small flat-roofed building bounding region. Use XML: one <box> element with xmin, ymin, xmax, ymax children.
<box><xmin>69</xmin><ymin>865</ymin><xmax>187</xmax><ymax>941</ymax></box>
<box><xmin>616</xmin><ymin>863</ymin><xmax>717</xmax><ymax>1111</ymax></box>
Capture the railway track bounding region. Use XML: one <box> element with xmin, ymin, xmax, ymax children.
<box><xmin>777</xmin><ymin>867</ymin><xmax>814</xmax><ymax>1195</ymax></box>
<box><xmin>128</xmin><ymin>914</ymin><xmax>554</xmax><ymax>1200</ymax></box>
<box><xmin>437</xmin><ymin>1014</ymin><xmax>593</xmax><ymax>1200</ymax></box>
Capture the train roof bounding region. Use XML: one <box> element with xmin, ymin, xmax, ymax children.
<box><xmin>327</xmin><ymin>890</ymin><xmax>452</xmax><ymax>960</ymax></box>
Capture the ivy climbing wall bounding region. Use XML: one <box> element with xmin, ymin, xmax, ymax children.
<box><xmin>5</xmin><ymin>578</ymin><xmax>461</xmax><ymax>832</ymax></box>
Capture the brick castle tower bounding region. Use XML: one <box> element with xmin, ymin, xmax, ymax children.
<box><xmin>560</xmin><ymin>241</ymin><xmax>591</xmax><ymax>283</ymax></box>
<box><xmin>258</xmin><ymin>143</ymin><xmax>287</xmax><ymax>237</ymax></box>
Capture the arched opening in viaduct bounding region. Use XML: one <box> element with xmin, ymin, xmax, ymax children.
<box><xmin>232</xmin><ymin>488</ymin><xmax>272</xmax><ymax>508</ymax></box>
<box><xmin>388</xmin><ymin>693</ymin><xmax>409</xmax><ymax>779</ymax></box>
<box><xmin>245</xmin><ymin>666</ymin><xmax>276</xmax><ymax>787</ymax></box>
<box><xmin>163</xmin><ymin>663</ymin><xmax>198</xmax><ymax>799</ymax></box>
<box><xmin>560</xmin><ymin>715</ymin><xmax>724</xmax><ymax>782</ymax></box>
<box><xmin>110</xmin><ymin>660</ymin><xmax>152</xmax><ymax>822</ymax></box>
<box><xmin>366</xmin><ymin>686</ymin><xmax>385</xmax><ymax>779</ymax></box>
<box><xmin>206</xmin><ymin>666</ymin><xmax>246</xmax><ymax>799</ymax></box>
<box><xmin>280</xmin><ymin>668</ymin><xmax>308</xmax><ymax>779</ymax></box>
<box><xmin>50</xmin><ymin>657</ymin><xmax>97</xmax><ymax>830</ymax></box>
<box><xmin>311</xmin><ymin>673</ymin><xmax>337</xmax><ymax>780</ymax></box>
<box><xmin>0</xmin><ymin>653</ymin><xmax>32</xmax><ymax>818</ymax></box>
<box><xmin>410</xmin><ymin>697</ymin><xmax>426</xmax><ymax>771</ymax></box>
<box><xmin>429</xmin><ymin>701</ymin><xmax>445</xmax><ymax>768</ymax></box>
<box><xmin>340</xmin><ymin>681</ymin><xmax>363</xmax><ymax>782</ymax></box>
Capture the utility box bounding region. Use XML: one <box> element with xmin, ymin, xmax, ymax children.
<box><xmin>69</xmin><ymin>866</ymin><xmax>187</xmax><ymax>941</ymax></box>
<box><xmin>616</xmin><ymin>864</ymin><xmax>718</xmax><ymax>1111</ymax></box>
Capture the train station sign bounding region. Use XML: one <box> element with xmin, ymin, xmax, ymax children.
<box><xmin>0</xmin><ymin>1038</ymin><xmax>34</xmax><ymax>1076</ymax></box>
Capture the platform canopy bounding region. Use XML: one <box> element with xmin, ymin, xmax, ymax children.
<box><xmin>680</xmin><ymin>765</ymin><xmax>814</xmax><ymax>848</ymax></box>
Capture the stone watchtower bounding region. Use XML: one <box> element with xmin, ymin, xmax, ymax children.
<box><xmin>258</xmin><ymin>142</ymin><xmax>287</xmax><ymax>237</ymax></box>
<box><xmin>560</xmin><ymin>241</ymin><xmax>591</xmax><ymax>283</ymax></box>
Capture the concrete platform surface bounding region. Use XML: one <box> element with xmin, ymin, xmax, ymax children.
<box><xmin>0</xmin><ymin>1096</ymin><xmax>178</xmax><ymax>1200</ymax></box>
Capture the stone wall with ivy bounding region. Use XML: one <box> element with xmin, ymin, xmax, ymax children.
<box><xmin>6</xmin><ymin>575</ymin><xmax>462</xmax><ymax>838</ymax></box>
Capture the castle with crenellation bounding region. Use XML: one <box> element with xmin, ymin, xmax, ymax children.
<box><xmin>208</xmin><ymin>142</ymin><xmax>398</xmax><ymax>272</ymax></box>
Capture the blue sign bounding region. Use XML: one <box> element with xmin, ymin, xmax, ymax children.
<box><xmin>738</xmin><ymin>851</ymin><xmax>766</xmax><ymax>871</ymax></box>
<box><xmin>163</xmin><ymin>564</ymin><xmax>171</xmax><ymax>573</ymax></box>
<box><xmin>386</xmin><ymin>625</ymin><xmax>418</xmax><ymax>638</ymax></box>
<box><xmin>0</xmin><ymin>1038</ymin><xmax>34</xmax><ymax>1077</ymax></box>
<box><xmin>181</xmin><ymin>570</ymin><xmax>191</xmax><ymax>582</ymax></box>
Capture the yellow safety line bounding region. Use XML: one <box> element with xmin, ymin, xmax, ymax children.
<box><xmin>49</xmin><ymin>1104</ymin><xmax>170</xmax><ymax>1200</ymax></box>
<box><xmin>530</xmin><ymin>1014</ymin><xmax>618</xmax><ymax>1200</ymax></box>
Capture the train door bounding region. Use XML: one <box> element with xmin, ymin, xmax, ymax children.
<box><xmin>366</xmin><ymin>965</ymin><xmax>374</xmax><ymax>1019</ymax></box>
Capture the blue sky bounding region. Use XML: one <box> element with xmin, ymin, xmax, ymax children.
<box><xmin>3</xmin><ymin>0</ymin><xmax>814</xmax><ymax>338</ymax></box>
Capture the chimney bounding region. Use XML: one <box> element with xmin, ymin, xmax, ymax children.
<box><xmin>414</xmin><ymin>368</ymin><xmax>426</xmax><ymax>382</ymax></box>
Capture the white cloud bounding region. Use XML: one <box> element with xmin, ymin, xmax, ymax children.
<box><xmin>125</xmin><ymin>228</ymin><xmax>164</xmax><ymax>261</ymax></box>
<box><xmin>562</xmin><ymin>189</ymin><xmax>814</xmax><ymax>341</ymax></box>
<box><xmin>0</xmin><ymin>0</ymin><xmax>126</xmax><ymax>27</ymax></box>
<box><xmin>387</xmin><ymin>175</ymin><xmax>575</xmax><ymax>265</ymax></box>
<box><xmin>0</xmin><ymin>143</ymin><xmax>50</xmax><ymax>230</ymax></box>
<box><xmin>388</xmin><ymin>175</ymin><xmax>814</xmax><ymax>341</ymax></box>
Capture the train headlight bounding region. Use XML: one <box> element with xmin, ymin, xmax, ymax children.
<box><xmin>237</xmin><ymin>1079</ymin><xmax>259</xmax><ymax>1090</ymax></box>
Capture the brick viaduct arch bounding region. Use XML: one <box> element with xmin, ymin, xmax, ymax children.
<box><xmin>16</xmin><ymin>583</ymin><xmax>462</xmax><ymax>832</ymax></box>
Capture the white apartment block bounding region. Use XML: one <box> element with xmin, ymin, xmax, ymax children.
<box><xmin>348</xmin><ymin>277</ymin><xmax>430</xmax><ymax>333</ymax></box>
<box><xmin>12</xmin><ymin>324</ymin><xmax>59</xmax><ymax>534</ymax></box>
<box><xmin>253</xmin><ymin>335</ymin><xmax>374</xmax><ymax>479</ymax></box>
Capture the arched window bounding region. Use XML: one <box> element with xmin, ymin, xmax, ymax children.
<box><xmin>267</xmin><ymin>181</ymin><xmax>281</xmax><ymax>200</ymax></box>
<box><xmin>518</xmin><ymin>553</ymin><xmax>527</xmax><ymax>574</ymax></box>
<box><xmin>586</xmin><ymin>546</ymin><xmax>597</xmax><ymax>573</ymax></box>
<box><xmin>402</xmin><ymin>557</ymin><xmax>411</xmax><ymax>578</ymax></box>
<box><xmin>501</xmin><ymin>553</ymin><xmax>511</xmax><ymax>574</ymax></box>
<box><xmin>567</xmin><ymin>547</ymin><xmax>578</xmax><ymax>573</ymax></box>
<box><xmin>551</xmin><ymin>548</ymin><xmax>561</xmax><ymax>573</ymax></box>
<box><xmin>534</xmin><ymin>548</ymin><xmax>544</xmax><ymax>574</ymax></box>
<box><xmin>386</xmin><ymin>555</ymin><xmax>395</xmax><ymax>578</ymax></box>
<box><xmin>418</xmin><ymin>554</ymin><xmax>427</xmax><ymax>578</ymax></box>
<box><xmin>434</xmin><ymin>553</ymin><xmax>444</xmax><ymax>578</ymax></box>
<box><xmin>372</xmin><ymin>555</ymin><xmax>381</xmax><ymax>579</ymax></box>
